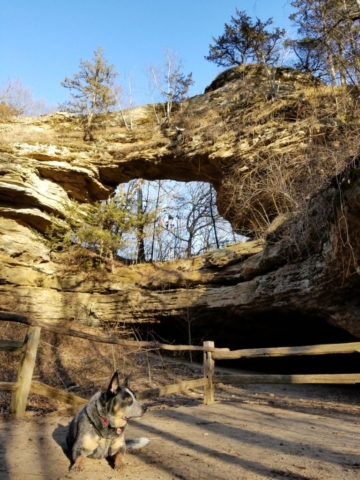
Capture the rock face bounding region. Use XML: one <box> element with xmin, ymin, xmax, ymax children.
<box><xmin>1</xmin><ymin>64</ymin><xmax>360</xmax><ymax>348</ymax></box>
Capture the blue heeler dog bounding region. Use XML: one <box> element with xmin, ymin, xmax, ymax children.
<box><xmin>66</xmin><ymin>372</ymin><xmax>149</xmax><ymax>471</ymax></box>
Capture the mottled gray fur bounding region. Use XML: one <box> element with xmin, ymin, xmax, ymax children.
<box><xmin>66</xmin><ymin>372</ymin><xmax>149</xmax><ymax>471</ymax></box>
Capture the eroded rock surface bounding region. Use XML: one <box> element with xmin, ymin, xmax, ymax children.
<box><xmin>1</xmin><ymin>65</ymin><xmax>360</xmax><ymax>347</ymax></box>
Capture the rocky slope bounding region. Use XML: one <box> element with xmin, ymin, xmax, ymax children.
<box><xmin>1</xmin><ymin>64</ymin><xmax>360</xmax><ymax>348</ymax></box>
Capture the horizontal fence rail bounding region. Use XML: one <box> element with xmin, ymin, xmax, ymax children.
<box><xmin>0</xmin><ymin>312</ymin><xmax>228</xmax><ymax>353</ymax></box>
<box><xmin>0</xmin><ymin>311</ymin><xmax>219</xmax><ymax>414</ymax></box>
<box><xmin>211</xmin><ymin>342</ymin><xmax>360</xmax><ymax>360</ymax></box>
<box><xmin>0</xmin><ymin>340</ymin><xmax>24</xmax><ymax>352</ymax></box>
<box><xmin>0</xmin><ymin>381</ymin><xmax>88</xmax><ymax>407</ymax></box>
<box><xmin>2</xmin><ymin>310</ymin><xmax>360</xmax><ymax>414</ymax></box>
<box><xmin>137</xmin><ymin>378</ymin><xmax>208</xmax><ymax>400</ymax></box>
<box><xmin>0</xmin><ymin>378</ymin><xmax>208</xmax><ymax>407</ymax></box>
<box><xmin>212</xmin><ymin>373</ymin><xmax>360</xmax><ymax>384</ymax></box>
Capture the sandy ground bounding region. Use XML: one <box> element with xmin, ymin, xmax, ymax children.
<box><xmin>1</xmin><ymin>382</ymin><xmax>360</xmax><ymax>480</ymax></box>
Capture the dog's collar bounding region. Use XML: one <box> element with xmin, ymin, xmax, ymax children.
<box><xmin>86</xmin><ymin>409</ymin><xmax>124</xmax><ymax>436</ymax></box>
<box><xmin>100</xmin><ymin>415</ymin><xmax>109</xmax><ymax>427</ymax></box>
<box><xmin>99</xmin><ymin>415</ymin><xmax>123</xmax><ymax>435</ymax></box>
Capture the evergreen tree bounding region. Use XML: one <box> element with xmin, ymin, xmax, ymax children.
<box><xmin>60</xmin><ymin>47</ymin><xmax>118</xmax><ymax>140</ymax></box>
<box><xmin>205</xmin><ymin>9</ymin><xmax>285</xmax><ymax>68</ymax></box>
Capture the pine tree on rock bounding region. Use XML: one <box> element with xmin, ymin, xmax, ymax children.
<box><xmin>204</xmin><ymin>9</ymin><xmax>285</xmax><ymax>68</ymax></box>
<box><xmin>60</xmin><ymin>46</ymin><xmax>118</xmax><ymax>140</ymax></box>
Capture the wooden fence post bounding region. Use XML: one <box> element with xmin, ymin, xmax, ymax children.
<box><xmin>10</xmin><ymin>326</ymin><xmax>41</xmax><ymax>416</ymax></box>
<box><xmin>203</xmin><ymin>340</ymin><xmax>215</xmax><ymax>405</ymax></box>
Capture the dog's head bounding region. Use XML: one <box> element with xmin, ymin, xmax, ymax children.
<box><xmin>98</xmin><ymin>372</ymin><xmax>147</xmax><ymax>429</ymax></box>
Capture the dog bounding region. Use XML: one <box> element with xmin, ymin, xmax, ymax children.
<box><xmin>66</xmin><ymin>371</ymin><xmax>149</xmax><ymax>471</ymax></box>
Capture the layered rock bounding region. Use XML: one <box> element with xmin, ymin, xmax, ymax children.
<box><xmin>1</xmin><ymin>65</ymin><xmax>360</xmax><ymax>347</ymax></box>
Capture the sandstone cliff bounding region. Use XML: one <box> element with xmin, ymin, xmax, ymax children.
<box><xmin>1</xmin><ymin>65</ymin><xmax>360</xmax><ymax>348</ymax></box>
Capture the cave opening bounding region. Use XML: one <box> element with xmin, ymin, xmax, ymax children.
<box><xmin>139</xmin><ymin>309</ymin><xmax>360</xmax><ymax>375</ymax></box>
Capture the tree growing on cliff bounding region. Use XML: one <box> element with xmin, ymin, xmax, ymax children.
<box><xmin>204</xmin><ymin>9</ymin><xmax>285</xmax><ymax>67</ymax></box>
<box><xmin>147</xmin><ymin>49</ymin><xmax>194</xmax><ymax>121</ymax></box>
<box><xmin>0</xmin><ymin>78</ymin><xmax>54</xmax><ymax>119</ymax></box>
<box><xmin>47</xmin><ymin>186</ymin><xmax>156</xmax><ymax>271</ymax></box>
<box><xmin>60</xmin><ymin>47</ymin><xmax>118</xmax><ymax>140</ymax></box>
<box><xmin>288</xmin><ymin>0</ymin><xmax>360</xmax><ymax>85</ymax></box>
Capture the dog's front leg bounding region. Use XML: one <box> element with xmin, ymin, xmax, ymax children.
<box><xmin>70</xmin><ymin>435</ymin><xmax>99</xmax><ymax>472</ymax></box>
<box><xmin>70</xmin><ymin>435</ymin><xmax>98</xmax><ymax>471</ymax></box>
<box><xmin>110</xmin><ymin>440</ymin><xmax>126</xmax><ymax>470</ymax></box>
<box><xmin>112</xmin><ymin>450</ymin><xmax>125</xmax><ymax>469</ymax></box>
<box><xmin>71</xmin><ymin>454</ymin><xmax>86</xmax><ymax>471</ymax></box>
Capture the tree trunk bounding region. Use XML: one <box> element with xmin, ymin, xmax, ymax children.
<box><xmin>136</xmin><ymin>184</ymin><xmax>146</xmax><ymax>263</ymax></box>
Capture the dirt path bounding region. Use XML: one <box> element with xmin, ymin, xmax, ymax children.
<box><xmin>1</xmin><ymin>383</ymin><xmax>360</xmax><ymax>480</ymax></box>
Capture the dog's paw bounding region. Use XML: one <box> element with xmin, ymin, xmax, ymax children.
<box><xmin>113</xmin><ymin>451</ymin><xmax>125</xmax><ymax>470</ymax></box>
<box><xmin>70</xmin><ymin>456</ymin><xmax>85</xmax><ymax>472</ymax></box>
<box><xmin>114</xmin><ymin>461</ymin><xmax>125</xmax><ymax>470</ymax></box>
<box><xmin>70</xmin><ymin>464</ymin><xmax>84</xmax><ymax>472</ymax></box>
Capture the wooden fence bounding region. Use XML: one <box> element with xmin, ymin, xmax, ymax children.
<box><xmin>1</xmin><ymin>311</ymin><xmax>360</xmax><ymax>416</ymax></box>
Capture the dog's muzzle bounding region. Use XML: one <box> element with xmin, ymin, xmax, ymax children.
<box><xmin>123</xmin><ymin>403</ymin><xmax>148</xmax><ymax>420</ymax></box>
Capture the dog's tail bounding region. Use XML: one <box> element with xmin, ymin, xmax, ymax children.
<box><xmin>125</xmin><ymin>437</ymin><xmax>150</xmax><ymax>449</ymax></box>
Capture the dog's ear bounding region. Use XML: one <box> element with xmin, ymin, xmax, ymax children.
<box><xmin>123</xmin><ymin>374</ymin><xmax>132</xmax><ymax>389</ymax></box>
<box><xmin>108</xmin><ymin>371</ymin><xmax>120</xmax><ymax>395</ymax></box>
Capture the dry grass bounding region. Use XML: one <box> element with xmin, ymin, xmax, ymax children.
<box><xmin>0</xmin><ymin>107</ymin><xmax>162</xmax><ymax>151</ymax></box>
<box><xmin>0</xmin><ymin>123</ymin><xmax>58</xmax><ymax>145</ymax></box>
<box><xmin>0</xmin><ymin>320</ymin><xmax>204</xmax><ymax>416</ymax></box>
<box><xmin>216</xmin><ymin>85</ymin><xmax>360</xmax><ymax>240</ymax></box>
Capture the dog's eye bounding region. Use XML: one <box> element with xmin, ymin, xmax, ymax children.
<box><xmin>124</xmin><ymin>394</ymin><xmax>133</xmax><ymax>405</ymax></box>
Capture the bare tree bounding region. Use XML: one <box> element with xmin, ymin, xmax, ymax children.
<box><xmin>142</xmin><ymin>181</ymin><xmax>241</xmax><ymax>261</ymax></box>
<box><xmin>288</xmin><ymin>0</ymin><xmax>360</xmax><ymax>85</ymax></box>
<box><xmin>136</xmin><ymin>180</ymin><xmax>146</xmax><ymax>263</ymax></box>
<box><xmin>147</xmin><ymin>49</ymin><xmax>194</xmax><ymax>121</ymax></box>
<box><xmin>0</xmin><ymin>78</ymin><xmax>54</xmax><ymax>118</ymax></box>
<box><xmin>115</xmin><ymin>71</ymin><xmax>136</xmax><ymax>131</ymax></box>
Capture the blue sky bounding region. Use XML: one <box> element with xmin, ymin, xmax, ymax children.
<box><xmin>1</xmin><ymin>1</ymin><xmax>295</xmax><ymax>108</ymax></box>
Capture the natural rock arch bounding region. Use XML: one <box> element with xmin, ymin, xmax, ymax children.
<box><xmin>1</xmin><ymin>64</ymin><xmax>360</xmax><ymax>348</ymax></box>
